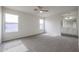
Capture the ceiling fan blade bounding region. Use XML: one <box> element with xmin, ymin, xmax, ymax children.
<box><xmin>34</xmin><ymin>6</ymin><xmax>48</xmax><ymax>12</ymax></box>
<box><xmin>34</xmin><ymin>8</ymin><xmax>38</xmax><ymax>11</ymax></box>
<box><xmin>41</xmin><ymin>10</ymin><xmax>48</xmax><ymax>12</ymax></box>
<box><xmin>37</xmin><ymin>6</ymin><xmax>43</xmax><ymax>9</ymax></box>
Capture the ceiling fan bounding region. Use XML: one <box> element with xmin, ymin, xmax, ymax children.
<box><xmin>34</xmin><ymin>6</ymin><xmax>48</xmax><ymax>13</ymax></box>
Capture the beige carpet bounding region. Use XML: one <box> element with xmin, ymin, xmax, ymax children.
<box><xmin>2</xmin><ymin>34</ymin><xmax>78</xmax><ymax>52</ymax></box>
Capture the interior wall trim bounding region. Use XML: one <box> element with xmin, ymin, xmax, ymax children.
<box><xmin>61</xmin><ymin>33</ymin><xmax>78</xmax><ymax>38</ymax></box>
<box><xmin>2</xmin><ymin>32</ymin><xmax>45</xmax><ymax>43</ymax></box>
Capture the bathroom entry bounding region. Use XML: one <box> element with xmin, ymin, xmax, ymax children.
<box><xmin>61</xmin><ymin>9</ymin><xmax>78</xmax><ymax>37</ymax></box>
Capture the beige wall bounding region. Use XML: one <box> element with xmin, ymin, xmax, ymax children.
<box><xmin>3</xmin><ymin>7</ymin><xmax>43</xmax><ymax>41</ymax></box>
<box><xmin>78</xmin><ymin>7</ymin><xmax>79</xmax><ymax>51</ymax></box>
<box><xmin>45</xmin><ymin>8</ymin><xmax>78</xmax><ymax>36</ymax></box>
<box><xmin>0</xmin><ymin>6</ymin><xmax>2</xmax><ymax>43</ymax></box>
<box><xmin>45</xmin><ymin>14</ymin><xmax>61</xmax><ymax>36</ymax></box>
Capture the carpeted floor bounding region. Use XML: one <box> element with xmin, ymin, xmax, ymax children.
<box><xmin>2</xmin><ymin>34</ymin><xmax>78</xmax><ymax>52</ymax></box>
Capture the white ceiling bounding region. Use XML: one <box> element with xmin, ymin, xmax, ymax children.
<box><xmin>4</xmin><ymin>6</ymin><xmax>77</xmax><ymax>17</ymax></box>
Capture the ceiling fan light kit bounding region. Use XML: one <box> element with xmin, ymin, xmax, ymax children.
<box><xmin>34</xmin><ymin>6</ymin><xmax>48</xmax><ymax>13</ymax></box>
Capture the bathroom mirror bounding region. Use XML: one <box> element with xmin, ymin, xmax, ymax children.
<box><xmin>62</xmin><ymin>16</ymin><xmax>77</xmax><ymax>29</ymax></box>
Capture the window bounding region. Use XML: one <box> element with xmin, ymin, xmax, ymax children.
<box><xmin>5</xmin><ymin>13</ymin><xmax>18</xmax><ymax>32</ymax></box>
<box><xmin>40</xmin><ymin>19</ymin><xmax>44</xmax><ymax>30</ymax></box>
